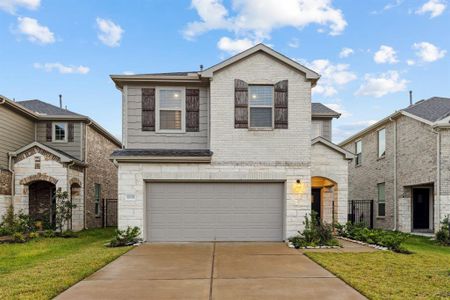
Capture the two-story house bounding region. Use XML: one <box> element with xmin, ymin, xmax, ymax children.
<box><xmin>111</xmin><ymin>44</ymin><xmax>353</xmax><ymax>242</ymax></box>
<box><xmin>0</xmin><ymin>96</ymin><xmax>121</xmax><ymax>230</ymax></box>
<box><xmin>340</xmin><ymin>97</ymin><xmax>450</xmax><ymax>233</ymax></box>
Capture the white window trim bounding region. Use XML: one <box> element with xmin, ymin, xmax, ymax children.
<box><xmin>155</xmin><ymin>86</ymin><xmax>186</xmax><ymax>133</ymax></box>
<box><xmin>248</xmin><ymin>85</ymin><xmax>274</xmax><ymax>130</ymax></box>
<box><xmin>377</xmin><ymin>128</ymin><xmax>386</xmax><ymax>158</ymax></box>
<box><xmin>52</xmin><ymin>122</ymin><xmax>68</xmax><ymax>143</ymax></box>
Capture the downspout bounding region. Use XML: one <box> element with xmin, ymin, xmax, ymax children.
<box><xmin>389</xmin><ymin>117</ymin><xmax>398</xmax><ymax>230</ymax></box>
<box><xmin>435</xmin><ymin>128</ymin><xmax>440</xmax><ymax>231</ymax></box>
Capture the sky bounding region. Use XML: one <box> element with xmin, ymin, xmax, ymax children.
<box><xmin>0</xmin><ymin>0</ymin><xmax>449</xmax><ymax>142</ymax></box>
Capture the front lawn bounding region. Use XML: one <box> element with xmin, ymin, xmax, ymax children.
<box><xmin>0</xmin><ymin>228</ymin><xmax>131</xmax><ymax>299</ymax></box>
<box><xmin>307</xmin><ymin>236</ymin><xmax>450</xmax><ymax>299</ymax></box>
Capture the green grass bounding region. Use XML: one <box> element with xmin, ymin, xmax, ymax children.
<box><xmin>307</xmin><ymin>236</ymin><xmax>450</xmax><ymax>300</ymax></box>
<box><xmin>0</xmin><ymin>228</ymin><xmax>131</xmax><ymax>299</ymax></box>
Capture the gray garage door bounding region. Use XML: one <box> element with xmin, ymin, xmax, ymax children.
<box><xmin>146</xmin><ymin>182</ymin><xmax>283</xmax><ymax>242</ymax></box>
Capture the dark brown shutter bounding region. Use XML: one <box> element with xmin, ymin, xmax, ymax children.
<box><xmin>142</xmin><ymin>88</ymin><xmax>155</xmax><ymax>131</ymax></box>
<box><xmin>186</xmin><ymin>89</ymin><xmax>200</xmax><ymax>132</ymax></box>
<box><xmin>46</xmin><ymin>122</ymin><xmax>52</xmax><ymax>141</ymax></box>
<box><xmin>68</xmin><ymin>122</ymin><xmax>74</xmax><ymax>142</ymax></box>
<box><xmin>274</xmin><ymin>80</ymin><xmax>288</xmax><ymax>129</ymax></box>
<box><xmin>234</xmin><ymin>79</ymin><xmax>248</xmax><ymax>128</ymax></box>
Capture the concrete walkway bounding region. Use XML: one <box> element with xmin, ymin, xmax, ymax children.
<box><xmin>56</xmin><ymin>242</ymin><xmax>367</xmax><ymax>300</ymax></box>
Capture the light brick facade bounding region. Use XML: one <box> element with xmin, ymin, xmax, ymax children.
<box><xmin>342</xmin><ymin>114</ymin><xmax>449</xmax><ymax>232</ymax></box>
<box><xmin>116</xmin><ymin>49</ymin><xmax>351</xmax><ymax>241</ymax></box>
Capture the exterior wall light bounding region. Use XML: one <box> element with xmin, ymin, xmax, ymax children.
<box><xmin>292</xmin><ymin>179</ymin><xmax>305</xmax><ymax>194</ymax></box>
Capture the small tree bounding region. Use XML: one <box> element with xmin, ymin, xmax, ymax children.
<box><xmin>54</xmin><ymin>188</ymin><xmax>76</xmax><ymax>232</ymax></box>
<box><xmin>436</xmin><ymin>215</ymin><xmax>450</xmax><ymax>246</ymax></box>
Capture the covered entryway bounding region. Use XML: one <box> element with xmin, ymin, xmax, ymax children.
<box><xmin>311</xmin><ymin>177</ymin><xmax>337</xmax><ymax>224</ymax></box>
<box><xmin>29</xmin><ymin>181</ymin><xmax>56</xmax><ymax>227</ymax></box>
<box><xmin>146</xmin><ymin>182</ymin><xmax>284</xmax><ymax>242</ymax></box>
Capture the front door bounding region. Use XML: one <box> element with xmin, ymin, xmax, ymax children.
<box><xmin>311</xmin><ymin>188</ymin><xmax>322</xmax><ymax>220</ymax></box>
<box><xmin>413</xmin><ymin>188</ymin><xmax>430</xmax><ymax>230</ymax></box>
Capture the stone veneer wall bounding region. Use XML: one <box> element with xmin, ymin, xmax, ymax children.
<box><xmin>118</xmin><ymin>162</ymin><xmax>310</xmax><ymax>240</ymax></box>
<box><xmin>437</xmin><ymin>128</ymin><xmax>450</xmax><ymax>229</ymax></box>
<box><xmin>85</xmin><ymin>125</ymin><xmax>119</xmax><ymax>228</ymax></box>
<box><xmin>12</xmin><ymin>151</ymin><xmax>85</xmax><ymax>230</ymax></box>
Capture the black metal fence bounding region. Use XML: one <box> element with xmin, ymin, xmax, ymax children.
<box><xmin>348</xmin><ymin>200</ymin><xmax>374</xmax><ymax>228</ymax></box>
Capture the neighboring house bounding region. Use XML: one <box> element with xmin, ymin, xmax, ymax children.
<box><xmin>0</xmin><ymin>97</ymin><xmax>121</xmax><ymax>230</ymax></box>
<box><xmin>340</xmin><ymin>97</ymin><xmax>450</xmax><ymax>233</ymax></box>
<box><xmin>110</xmin><ymin>44</ymin><xmax>353</xmax><ymax>242</ymax></box>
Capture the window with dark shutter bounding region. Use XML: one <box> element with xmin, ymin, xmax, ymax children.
<box><xmin>274</xmin><ymin>80</ymin><xmax>288</xmax><ymax>129</ymax></box>
<box><xmin>186</xmin><ymin>89</ymin><xmax>200</xmax><ymax>132</ymax></box>
<box><xmin>234</xmin><ymin>79</ymin><xmax>248</xmax><ymax>128</ymax></box>
<box><xmin>46</xmin><ymin>122</ymin><xmax>52</xmax><ymax>141</ymax></box>
<box><xmin>142</xmin><ymin>88</ymin><xmax>155</xmax><ymax>131</ymax></box>
<box><xmin>68</xmin><ymin>122</ymin><xmax>74</xmax><ymax>142</ymax></box>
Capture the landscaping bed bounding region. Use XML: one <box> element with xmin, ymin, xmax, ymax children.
<box><xmin>0</xmin><ymin>228</ymin><xmax>131</xmax><ymax>299</ymax></box>
<box><xmin>307</xmin><ymin>235</ymin><xmax>450</xmax><ymax>299</ymax></box>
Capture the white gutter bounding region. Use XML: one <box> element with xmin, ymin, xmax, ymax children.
<box><xmin>7</xmin><ymin>154</ymin><xmax>15</xmax><ymax>207</ymax></box>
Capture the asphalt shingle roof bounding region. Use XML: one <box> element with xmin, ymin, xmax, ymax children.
<box><xmin>17</xmin><ymin>99</ymin><xmax>84</xmax><ymax>116</ymax></box>
<box><xmin>403</xmin><ymin>97</ymin><xmax>450</xmax><ymax>122</ymax></box>
<box><xmin>311</xmin><ymin>103</ymin><xmax>341</xmax><ymax>117</ymax></box>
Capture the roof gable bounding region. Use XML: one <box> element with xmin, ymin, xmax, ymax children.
<box><xmin>200</xmin><ymin>44</ymin><xmax>320</xmax><ymax>82</ymax></box>
<box><xmin>17</xmin><ymin>100</ymin><xmax>83</xmax><ymax>117</ymax></box>
<box><xmin>312</xmin><ymin>103</ymin><xmax>341</xmax><ymax>118</ymax></box>
<box><xmin>312</xmin><ymin>137</ymin><xmax>354</xmax><ymax>160</ymax></box>
<box><xmin>403</xmin><ymin>97</ymin><xmax>450</xmax><ymax>122</ymax></box>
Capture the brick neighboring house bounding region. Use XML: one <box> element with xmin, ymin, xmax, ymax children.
<box><xmin>110</xmin><ymin>44</ymin><xmax>353</xmax><ymax>242</ymax></box>
<box><xmin>340</xmin><ymin>97</ymin><xmax>450</xmax><ymax>233</ymax></box>
<box><xmin>0</xmin><ymin>96</ymin><xmax>121</xmax><ymax>230</ymax></box>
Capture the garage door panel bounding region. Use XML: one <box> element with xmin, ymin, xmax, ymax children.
<box><xmin>147</xmin><ymin>182</ymin><xmax>283</xmax><ymax>242</ymax></box>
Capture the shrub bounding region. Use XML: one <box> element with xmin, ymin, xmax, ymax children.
<box><xmin>12</xmin><ymin>232</ymin><xmax>26</xmax><ymax>243</ymax></box>
<box><xmin>43</xmin><ymin>229</ymin><xmax>56</xmax><ymax>238</ymax></box>
<box><xmin>0</xmin><ymin>205</ymin><xmax>35</xmax><ymax>236</ymax></box>
<box><xmin>108</xmin><ymin>226</ymin><xmax>142</xmax><ymax>247</ymax></box>
<box><xmin>54</xmin><ymin>189</ymin><xmax>77</xmax><ymax>232</ymax></box>
<box><xmin>28</xmin><ymin>232</ymin><xmax>40</xmax><ymax>239</ymax></box>
<box><xmin>336</xmin><ymin>222</ymin><xmax>410</xmax><ymax>253</ymax></box>
<box><xmin>289</xmin><ymin>211</ymin><xmax>339</xmax><ymax>248</ymax></box>
<box><xmin>435</xmin><ymin>216</ymin><xmax>450</xmax><ymax>246</ymax></box>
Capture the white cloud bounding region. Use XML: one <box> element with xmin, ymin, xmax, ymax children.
<box><xmin>305</xmin><ymin>59</ymin><xmax>357</xmax><ymax>97</ymax></box>
<box><xmin>339</xmin><ymin>47</ymin><xmax>354</xmax><ymax>58</ymax></box>
<box><xmin>415</xmin><ymin>0</ymin><xmax>446</xmax><ymax>18</ymax></box>
<box><xmin>374</xmin><ymin>45</ymin><xmax>398</xmax><ymax>64</ymax></box>
<box><xmin>184</xmin><ymin>0</ymin><xmax>347</xmax><ymax>47</ymax></box>
<box><xmin>406</xmin><ymin>59</ymin><xmax>416</xmax><ymax>65</ymax></box>
<box><xmin>413</xmin><ymin>42</ymin><xmax>446</xmax><ymax>62</ymax></box>
<box><xmin>0</xmin><ymin>0</ymin><xmax>40</xmax><ymax>14</ymax></box>
<box><xmin>33</xmin><ymin>63</ymin><xmax>90</xmax><ymax>74</ymax></box>
<box><xmin>123</xmin><ymin>71</ymin><xmax>135</xmax><ymax>75</ymax></box>
<box><xmin>288</xmin><ymin>38</ymin><xmax>300</xmax><ymax>48</ymax></box>
<box><xmin>355</xmin><ymin>71</ymin><xmax>408</xmax><ymax>98</ymax></box>
<box><xmin>16</xmin><ymin>17</ymin><xmax>54</xmax><ymax>44</ymax></box>
<box><xmin>96</xmin><ymin>18</ymin><xmax>124</xmax><ymax>47</ymax></box>
<box><xmin>217</xmin><ymin>36</ymin><xmax>257</xmax><ymax>54</ymax></box>
<box><xmin>324</xmin><ymin>103</ymin><xmax>351</xmax><ymax>118</ymax></box>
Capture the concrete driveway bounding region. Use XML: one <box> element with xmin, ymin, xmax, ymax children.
<box><xmin>56</xmin><ymin>242</ymin><xmax>366</xmax><ymax>300</ymax></box>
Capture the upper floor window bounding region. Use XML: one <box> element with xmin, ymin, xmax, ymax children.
<box><xmin>355</xmin><ymin>140</ymin><xmax>362</xmax><ymax>166</ymax></box>
<box><xmin>249</xmin><ymin>85</ymin><xmax>273</xmax><ymax>129</ymax></box>
<box><xmin>53</xmin><ymin>122</ymin><xmax>67</xmax><ymax>142</ymax></box>
<box><xmin>156</xmin><ymin>88</ymin><xmax>185</xmax><ymax>132</ymax></box>
<box><xmin>378</xmin><ymin>128</ymin><xmax>386</xmax><ymax>158</ymax></box>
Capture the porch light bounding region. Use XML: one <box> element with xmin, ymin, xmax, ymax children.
<box><xmin>292</xmin><ymin>179</ymin><xmax>305</xmax><ymax>194</ymax></box>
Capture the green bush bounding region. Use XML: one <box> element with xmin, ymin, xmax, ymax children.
<box><xmin>435</xmin><ymin>216</ymin><xmax>450</xmax><ymax>246</ymax></box>
<box><xmin>108</xmin><ymin>226</ymin><xmax>142</xmax><ymax>247</ymax></box>
<box><xmin>28</xmin><ymin>231</ymin><xmax>40</xmax><ymax>239</ymax></box>
<box><xmin>12</xmin><ymin>232</ymin><xmax>26</xmax><ymax>243</ymax></box>
<box><xmin>0</xmin><ymin>205</ymin><xmax>35</xmax><ymax>236</ymax></box>
<box><xmin>289</xmin><ymin>211</ymin><xmax>339</xmax><ymax>249</ymax></box>
<box><xmin>43</xmin><ymin>229</ymin><xmax>56</xmax><ymax>238</ymax></box>
<box><xmin>336</xmin><ymin>222</ymin><xmax>410</xmax><ymax>253</ymax></box>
